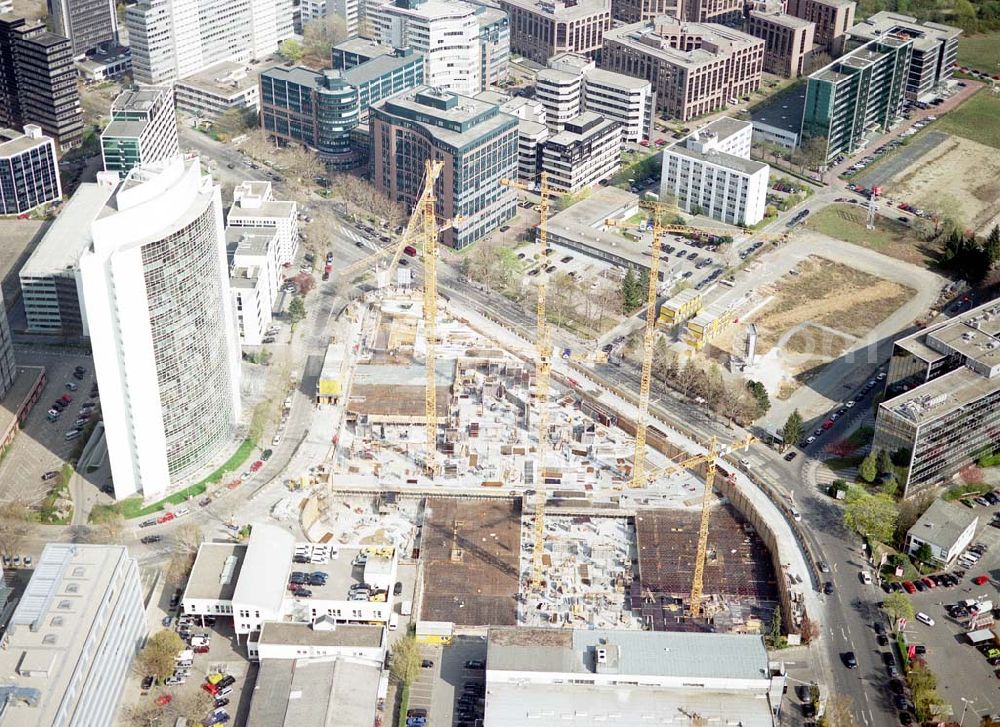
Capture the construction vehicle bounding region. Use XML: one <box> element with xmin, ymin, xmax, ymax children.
<box><xmin>643</xmin><ymin>435</ymin><xmax>754</xmax><ymax>617</ymax></box>
<box><xmin>500</xmin><ymin>173</ymin><xmax>552</xmax><ymax>591</ymax></box>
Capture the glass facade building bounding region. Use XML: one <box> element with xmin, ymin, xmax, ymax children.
<box><xmin>0</xmin><ymin>124</ymin><xmax>61</xmax><ymax>214</ymax></box>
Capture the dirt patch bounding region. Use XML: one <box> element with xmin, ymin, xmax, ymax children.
<box><xmin>892</xmin><ymin>135</ymin><xmax>1000</xmax><ymax>234</ymax></box>
<box><xmin>753</xmin><ymin>257</ymin><xmax>914</xmax><ymax>352</ymax></box>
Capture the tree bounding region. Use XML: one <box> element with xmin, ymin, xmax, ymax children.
<box><xmin>0</xmin><ymin>501</ymin><xmax>31</xmax><ymax>557</ymax></box>
<box><xmin>288</xmin><ymin>296</ymin><xmax>306</xmax><ymax>327</ymax></box>
<box><xmin>212</xmin><ymin>107</ymin><xmax>251</xmax><ymax>140</ymax></box>
<box><xmin>766</xmin><ymin>609</ymin><xmax>784</xmax><ymax>648</ymax></box>
<box><xmin>278</xmin><ymin>38</ymin><xmax>305</xmax><ymax>62</ymax></box>
<box><xmin>173</xmin><ymin>522</ymin><xmax>204</xmax><ymax>555</ymax></box>
<box><xmin>842</xmin><ymin>487</ymin><xmax>897</xmax><ymax>543</ymax></box>
<box><xmin>882</xmin><ymin>591</ymin><xmax>915</xmax><ymax>630</ymax></box>
<box><xmin>877</xmin><ymin>449</ymin><xmax>893</xmax><ymax>476</ymax></box>
<box><xmin>781</xmin><ymin>410</ymin><xmax>803</xmax><ymax>451</ymax></box>
<box><xmin>302</xmin><ymin>16</ymin><xmax>347</xmax><ymax>60</ymax></box>
<box><xmin>292</xmin><ymin>272</ymin><xmax>316</xmax><ymax>294</ymax></box>
<box><xmin>859</xmin><ymin>452</ymin><xmax>878</xmax><ymax>483</ymax></box>
<box><xmin>986</xmin><ymin>225</ymin><xmax>1000</xmax><ymax>268</ymax></box>
<box><xmin>136</xmin><ymin>630</ymin><xmax>185</xmax><ymax>680</ymax></box>
<box><xmin>389</xmin><ymin>634</ymin><xmax>420</xmax><ymax>684</ymax></box>
<box><xmin>620</xmin><ymin>268</ymin><xmax>642</xmax><ymax>312</ymax></box>
<box><xmin>914</xmin><ymin>542</ymin><xmax>933</xmax><ymax>565</ymax></box>
<box><xmin>800</xmin><ymin>614</ymin><xmax>821</xmax><ymax>645</ymax></box>
<box><xmin>745</xmin><ymin>380</ymin><xmax>770</xmax><ymax>415</ymax></box>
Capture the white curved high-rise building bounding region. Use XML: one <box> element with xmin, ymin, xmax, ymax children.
<box><xmin>79</xmin><ymin>156</ymin><xmax>242</xmax><ymax>500</ymax></box>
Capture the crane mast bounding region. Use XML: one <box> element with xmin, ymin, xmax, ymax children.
<box><xmin>421</xmin><ymin>160</ymin><xmax>441</xmax><ymax>475</ymax></box>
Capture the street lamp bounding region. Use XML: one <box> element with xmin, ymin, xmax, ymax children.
<box><xmin>960</xmin><ymin>697</ymin><xmax>976</xmax><ymax>726</ymax></box>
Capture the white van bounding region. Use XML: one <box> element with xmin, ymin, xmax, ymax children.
<box><xmin>916</xmin><ymin>612</ymin><xmax>935</xmax><ymax>626</ymax></box>
<box><xmin>389</xmin><ymin>612</ymin><xmax>399</xmax><ymax>631</ymax></box>
<box><xmin>860</xmin><ymin>571</ymin><xmax>873</xmax><ymax>585</ymax></box>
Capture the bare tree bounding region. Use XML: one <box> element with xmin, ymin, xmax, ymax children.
<box><xmin>173</xmin><ymin>522</ymin><xmax>204</xmax><ymax>555</ymax></box>
<box><xmin>121</xmin><ymin>703</ymin><xmax>164</xmax><ymax>727</ymax></box>
<box><xmin>0</xmin><ymin>501</ymin><xmax>32</xmax><ymax>557</ymax></box>
<box><xmin>302</xmin><ymin>16</ymin><xmax>347</xmax><ymax>61</ymax></box>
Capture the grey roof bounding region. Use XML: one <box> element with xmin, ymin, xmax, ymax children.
<box><xmin>343</xmin><ymin>50</ymin><xmax>423</xmax><ymax>87</ymax></box>
<box><xmin>499</xmin><ymin>0</ymin><xmax>610</xmax><ymax>21</ymax></box>
<box><xmin>908</xmin><ymin>499</ymin><xmax>978</xmax><ymax>548</ymax></box>
<box><xmin>226</xmin><ymin>226</ymin><xmax>275</xmax><ymax>256</ymax></box>
<box><xmin>749</xmin><ymin>9</ymin><xmax>814</xmax><ymax>29</ymax></box>
<box><xmin>847</xmin><ymin>11</ymin><xmax>962</xmax><ymax>43</ymax></box>
<box><xmin>603</xmin><ymin>17</ymin><xmax>762</xmax><ymax>69</ymax></box>
<box><xmin>111</xmin><ymin>86</ymin><xmax>170</xmax><ymax>113</ymax></box>
<box><xmin>259</xmin><ymin>622</ymin><xmax>385</xmax><ymax>648</ymax></box>
<box><xmin>488</xmin><ymin>628</ymin><xmax>770</xmax><ymax>681</ymax></box>
<box><xmin>20</xmin><ymin>183</ymin><xmax>112</xmax><ymax>278</ymax></box>
<box><xmin>261</xmin><ymin>64</ymin><xmax>322</xmax><ymax>88</ymax></box>
<box><xmin>0</xmin><ymin>127</ymin><xmax>54</xmax><ymax>156</ymax></box>
<box><xmin>174</xmin><ymin>61</ymin><xmax>257</xmax><ymax>96</ymax></box>
<box><xmin>881</xmin><ymin>366</ymin><xmax>999</xmax><ymax>425</ymax></box>
<box><xmin>232</xmin><ymin>523</ymin><xmax>294</xmax><ymax>613</ymax></box>
<box><xmin>536</xmin><ymin>67</ymin><xmax>580</xmax><ymax>85</ymax></box>
<box><xmin>353</xmin><ymin>361</ymin><xmax>456</xmax><ymax>387</ymax></box>
<box><xmin>183</xmin><ymin>543</ymin><xmax>247</xmax><ymax>602</ymax></box>
<box><xmin>332</xmin><ymin>37</ymin><xmax>394</xmax><ymax>59</ymax></box>
<box><xmin>750</xmin><ymin>83</ymin><xmax>807</xmax><ymax>135</ymax></box>
<box><xmin>102</xmin><ymin>118</ymin><xmax>148</xmax><ymax>139</ymax></box>
<box><xmin>584</xmin><ymin>67</ymin><xmax>649</xmax><ymax>90</ymax></box>
<box><xmin>665</xmin><ymin>118</ymin><xmax>768</xmax><ymax>176</ymax></box>
<box><xmin>247</xmin><ymin>657</ymin><xmax>382</xmax><ymax>727</ymax></box>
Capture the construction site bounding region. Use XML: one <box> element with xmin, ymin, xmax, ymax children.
<box><xmin>303</xmin><ymin>163</ymin><xmax>794</xmax><ymax>637</ymax></box>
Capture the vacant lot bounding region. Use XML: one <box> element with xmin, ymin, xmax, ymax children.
<box><xmin>752</xmin><ymin>257</ymin><xmax>915</xmax><ymax>361</ymax></box>
<box><xmin>891</xmin><ymin>133</ymin><xmax>1000</xmax><ymax>233</ymax></box>
<box><xmin>957</xmin><ymin>33</ymin><xmax>1000</xmax><ymax>74</ymax></box>
<box><xmin>804</xmin><ymin>204</ymin><xmax>935</xmax><ymax>266</ymax></box>
<box><xmin>929</xmin><ymin>89</ymin><xmax>1000</xmax><ymax>150</ymax></box>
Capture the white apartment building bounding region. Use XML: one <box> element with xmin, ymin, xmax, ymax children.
<box><xmin>374</xmin><ymin>0</ymin><xmax>482</xmax><ymax>96</ymax></box>
<box><xmin>78</xmin><ymin>156</ymin><xmax>242</xmax><ymax>500</ymax></box>
<box><xmin>542</xmin><ymin>111</ymin><xmax>621</xmax><ymax>193</ymax></box>
<box><xmin>100</xmin><ymin>86</ymin><xmax>179</xmax><ymax>176</ymax></box>
<box><xmin>659</xmin><ymin>117</ymin><xmax>769</xmax><ymax>226</ymax></box>
<box><xmin>227</xmin><ymin>227</ymin><xmax>279</xmax><ymax>346</ymax></box>
<box><xmin>227</xmin><ymin>180</ymin><xmax>298</xmax><ymax>265</ymax></box>
<box><xmin>126</xmin><ymin>0</ymin><xmax>294</xmax><ymax>85</ymax></box>
<box><xmin>540</xmin><ymin>53</ymin><xmax>653</xmax><ymax>142</ymax></box>
<box><xmin>498</xmin><ymin>96</ymin><xmax>548</xmax><ymax>183</ymax></box>
<box><xmin>0</xmin><ymin>544</ymin><xmax>145</xmax><ymax>727</ymax></box>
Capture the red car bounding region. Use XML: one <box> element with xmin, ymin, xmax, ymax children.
<box><xmin>202</xmin><ymin>683</ymin><xmax>219</xmax><ymax>696</ymax></box>
<box><xmin>822</xmin><ymin>420</ymin><xmax>834</xmax><ymax>430</ymax></box>
<box><xmin>902</xmin><ymin>581</ymin><xmax>916</xmax><ymax>593</ymax></box>
<box><xmin>921</xmin><ymin>576</ymin><xmax>936</xmax><ymax>589</ymax></box>
<box><xmin>639</xmin><ymin>140</ymin><xmax>650</xmax><ymax>147</ymax></box>
<box><xmin>974</xmin><ymin>574</ymin><xmax>989</xmax><ymax>585</ymax></box>
<box><xmin>157</xmin><ymin>512</ymin><xmax>175</xmax><ymax>524</ymax></box>
<box><xmin>155</xmin><ymin>694</ymin><xmax>173</xmax><ymax>706</ymax></box>
<box><xmin>250</xmin><ymin>460</ymin><xmax>264</xmax><ymax>473</ymax></box>
<box><xmin>194</xmin><ymin>645</ymin><xmax>210</xmax><ymax>654</ymax></box>
<box><xmin>59</xmin><ymin>394</ymin><xmax>73</xmax><ymax>403</ymax></box>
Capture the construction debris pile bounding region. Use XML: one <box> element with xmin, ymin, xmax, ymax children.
<box><xmin>519</xmin><ymin>515</ymin><xmax>640</xmax><ymax>630</ymax></box>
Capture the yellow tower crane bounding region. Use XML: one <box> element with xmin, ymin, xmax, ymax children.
<box><xmin>420</xmin><ymin>160</ymin><xmax>443</xmax><ymax>475</ymax></box>
<box><xmin>644</xmin><ymin>435</ymin><xmax>754</xmax><ymax>617</ymax></box>
<box><xmin>500</xmin><ymin>173</ymin><xmax>552</xmax><ymax>591</ymax></box>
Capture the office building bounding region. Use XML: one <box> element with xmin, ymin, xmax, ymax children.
<box><xmin>100</xmin><ymin>86</ymin><xmax>179</xmax><ymax>175</ymax></box>
<box><xmin>173</xmin><ymin>62</ymin><xmax>262</xmax><ymax>120</ymax></box>
<box><xmin>746</xmin><ymin>9</ymin><xmax>815</xmax><ymax>77</ymax></box>
<box><xmin>46</xmin><ymin>0</ymin><xmax>118</xmax><ymax>57</ymax></box>
<box><xmin>801</xmin><ymin>36</ymin><xmax>911</xmax><ymax>162</ymax></box>
<box><xmin>485</xmin><ymin>628</ymin><xmax>782</xmax><ymax>727</ymax></box>
<box><xmin>541</xmin><ymin>111</ymin><xmax>621</xmax><ymax>193</ymax></box>
<box><xmin>477</xmin><ymin>5</ymin><xmax>510</xmax><ymax>88</ymax></box>
<box><xmin>79</xmin><ymin>156</ymin><xmax>241</xmax><ymax>500</ymax></box>
<box><xmin>302</xmin><ymin>0</ymin><xmax>361</xmax><ymax>34</ymax></box>
<box><xmin>331</xmin><ymin>37</ymin><xmax>394</xmax><ymax>68</ymax></box>
<box><xmin>0</xmin><ymin>124</ymin><xmax>61</xmax><ymax>215</ymax></box>
<box><xmin>227</xmin><ymin>180</ymin><xmax>299</xmax><ymax>266</ymax></box>
<box><xmin>0</xmin><ymin>544</ymin><xmax>144</xmax><ymax>727</ymax></box>
<box><xmin>905</xmin><ymin>499</ymin><xmax>978</xmax><ymax>567</ymax></box>
<box><xmin>75</xmin><ymin>43</ymin><xmax>132</xmax><ymax>82</ymax></box>
<box><xmin>660</xmin><ymin>117</ymin><xmax>769</xmax><ymax>226</ymax></box>
<box><xmin>373</xmin><ymin>0</ymin><xmax>482</xmax><ymax>96</ymax></box>
<box><xmin>372</xmin><ymin>86</ymin><xmax>517</xmax><ymax>249</ymax></box>
<box><xmin>479</xmin><ymin>93</ymin><xmax>549</xmax><ymax>183</ymax></box>
<box><xmin>601</xmin><ymin>16</ymin><xmax>764</xmax><ymax>121</ymax></box>
<box><xmin>0</xmin><ymin>296</ymin><xmax>14</xmax><ymax>397</ymax></box>
<box><xmin>0</xmin><ymin>16</ymin><xmax>83</xmax><ymax>148</ymax></box>
<box><xmin>260</xmin><ymin>49</ymin><xmax>424</xmax><ymax>167</ymax></box>
<box><xmin>497</xmin><ymin>0</ymin><xmax>611</xmax><ymax>64</ymax></box>
<box><xmin>873</xmin><ymin>299</ymin><xmax>1000</xmax><ymax>499</ymax></box>
<box><xmin>535</xmin><ymin>68</ymin><xmax>581</xmax><ymax>133</ymax></box>
<box><xmin>786</xmin><ymin>0</ymin><xmax>854</xmax><ymax>54</ymax></box>
<box><xmin>613</xmin><ymin>0</ymin><xmax>740</xmax><ymax>24</ymax></box>
<box><xmin>19</xmin><ymin>179</ymin><xmax>116</xmax><ymax>337</ymax></box>
<box><xmin>125</xmin><ymin>0</ymin><xmax>295</xmax><ymax>85</ymax></box>
<box><xmin>846</xmin><ymin>12</ymin><xmax>960</xmax><ymax>100</ymax></box>
<box><xmin>228</xmin><ymin>227</ymin><xmax>279</xmax><ymax>346</ymax></box>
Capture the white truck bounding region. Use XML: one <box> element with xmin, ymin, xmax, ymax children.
<box><xmin>401</xmin><ymin>600</ymin><xmax>412</xmax><ymax>616</ymax></box>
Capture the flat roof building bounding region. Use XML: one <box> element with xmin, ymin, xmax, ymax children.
<box><xmin>786</xmin><ymin>0</ymin><xmax>855</xmax><ymax>54</ymax></box>
<box><xmin>874</xmin><ymin>298</ymin><xmax>1000</xmax><ymax>498</ymax></box>
<box><xmin>485</xmin><ymin>627</ymin><xmax>780</xmax><ymax>726</ymax></box>
<box><xmin>496</xmin><ymin>0</ymin><xmax>611</xmax><ymax>64</ymax></box>
<box><xmin>846</xmin><ymin>11</ymin><xmax>960</xmax><ymax>100</ymax></box>
<box><xmin>46</xmin><ymin>0</ymin><xmax>118</xmax><ymax>57</ymax></box>
<box><xmin>173</xmin><ymin>61</ymin><xmax>261</xmax><ymax>121</ymax></box>
<box><xmin>746</xmin><ymin>9</ymin><xmax>815</xmax><ymax>78</ymax></box>
<box><xmin>749</xmin><ymin>81</ymin><xmax>806</xmax><ymax>149</ymax></box>
<box><xmin>904</xmin><ymin>499</ymin><xmax>978</xmax><ymax>566</ymax></box>
<box><xmin>477</xmin><ymin>5</ymin><xmax>511</xmax><ymax>88</ymax></box>
<box><xmin>371</xmin><ymin>86</ymin><xmax>518</xmax><ymax>249</ymax></box>
<box><xmin>0</xmin><ymin>124</ymin><xmax>61</xmax><ymax>215</ymax></box>
<box><xmin>541</xmin><ymin>110</ymin><xmax>622</xmax><ymax>192</ymax></box>
<box><xmin>101</xmin><ymin>86</ymin><xmax>179</xmax><ymax>175</ymax></box>
<box><xmin>660</xmin><ymin>117</ymin><xmax>769</xmax><ymax>226</ymax></box>
<box><xmin>801</xmin><ymin>36</ymin><xmax>912</xmax><ymax>162</ymax></box>
<box><xmin>614</xmin><ymin>0</ymin><xmax>743</xmax><ymax>24</ymax></box>
<box><xmin>18</xmin><ymin>178</ymin><xmax>113</xmax><ymax>336</ymax></box>
<box><xmin>601</xmin><ymin>15</ymin><xmax>764</xmax><ymax>121</ymax></box>
<box><xmin>0</xmin><ymin>544</ymin><xmax>144</xmax><ymax>727</ymax></box>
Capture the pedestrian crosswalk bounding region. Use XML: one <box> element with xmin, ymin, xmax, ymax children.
<box><xmin>337</xmin><ymin>225</ymin><xmax>375</xmax><ymax>250</ymax></box>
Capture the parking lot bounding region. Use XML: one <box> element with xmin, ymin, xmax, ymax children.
<box><xmin>411</xmin><ymin>636</ymin><xmax>487</xmax><ymax>727</ymax></box>
<box><xmin>890</xmin><ymin>507</ymin><xmax>1000</xmax><ymax>722</ymax></box>
<box><xmin>0</xmin><ymin>348</ymin><xmax>102</xmax><ymax>509</ymax></box>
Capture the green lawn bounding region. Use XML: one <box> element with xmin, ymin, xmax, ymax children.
<box><xmin>803</xmin><ymin>204</ymin><xmax>936</xmax><ymax>267</ymax></box>
<box><xmin>930</xmin><ymin>89</ymin><xmax>1000</xmax><ymax>150</ymax></box>
<box><xmin>113</xmin><ymin>438</ymin><xmax>256</xmax><ymax>520</ymax></box>
<box><xmin>957</xmin><ymin>33</ymin><xmax>1000</xmax><ymax>74</ymax></box>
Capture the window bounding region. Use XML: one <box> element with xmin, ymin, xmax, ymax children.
<box><xmin>58</xmin><ymin>600</ymin><xmax>71</xmax><ymax>610</ymax></box>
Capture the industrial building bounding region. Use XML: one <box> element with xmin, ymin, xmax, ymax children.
<box><xmin>0</xmin><ymin>544</ymin><xmax>145</xmax><ymax>727</ymax></box>
<box><xmin>100</xmin><ymin>86</ymin><xmax>179</xmax><ymax>175</ymax></box>
<box><xmin>801</xmin><ymin>36</ymin><xmax>912</xmax><ymax>162</ymax></box>
<box><xmin>659</xmin><ymin>117</ymin><xmax>770</xmax><ymax>226</ymax></box>
<box><xmin>371</xmin><ymin>86</ymin><xmax>518</xmax><ymax>249</ymax></box>
<box><xmin>19</xmin><ymin>179</ymin><xmax>114</xmax><ymax>337</ymax></box>
<box><xmin>0</xmin><ymin>124</ymin><xmax>61</xmax><ymax>215</ymax></box>
<box><xmin>496</xmin><ymin>0</ymin><xmax>611</xmax><ymax>65</ymax></box>
<box><xmin>873</xmin><ymin>299</ymin><xmax>1000</xmax><ymax>498</ymax></box>
<box><xmin>746</xmin><ymin>9</ymin><xmax>815</xmax><ymax>77</ymax></box>
<box><xmin>601</xmin><ymin>16</ymin><xmax>764</xmax><ymax>121</ymax></box>
<box><xmin>484</xmin><ymin>627</ymin><xmax>782</xmax><ymax>726</ymax></box>
<box><xmin>541</xmin><ymin>111</ymin><xmax>622</xmax><ymax>192</ymax></box>
<box><xmin>846</xmin><ymin>11</ymin><xmax>961</xmax><ymax>100</ymax></box>
<box><xmin>904</xmin><ymin>499</ymin><xmax>978</xmax><ymax>567</ymax></box>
